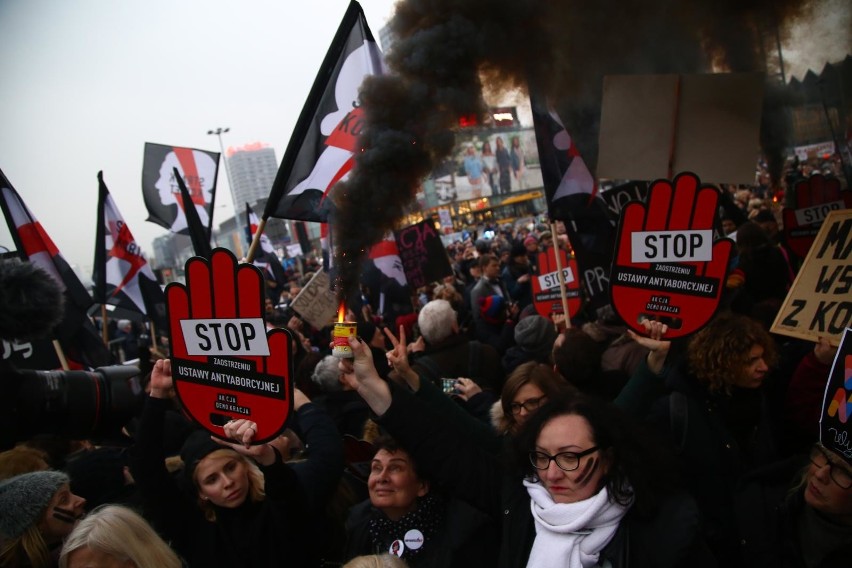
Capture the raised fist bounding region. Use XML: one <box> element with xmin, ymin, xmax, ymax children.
<box><xmin>610</xmin><ymin>172</ymin><xmax>733</xmax><ymax>338</ymax></box>
<box><xmin>166</xmin><ymin>249</ymin><xmax>293</xmax><ymax>443</ymax></box>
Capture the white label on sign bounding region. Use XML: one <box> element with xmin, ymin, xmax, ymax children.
<box><xmin>631</xmin><ymin>230</ymin><xmax>712</xmax><ymax>263</ymax></box>
<box><xmin>538</xmin><ymin>267</ymin><xmax>575</xmax><ymax>290</ymax></box>
<box><xmin>181</xmin><ymin>318</ymin><xmax>270</xmax><ymax>356</ymax></box>
<box><xmin>794</xmin><ymin>201</ymin><xmax>843</xmax><ymax>226</ymax></box>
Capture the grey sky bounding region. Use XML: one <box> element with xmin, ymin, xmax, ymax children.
<box><xmin>0</xmin><ymin>0</ymin><xmax>849</xmax><ymax>276</ymax></box>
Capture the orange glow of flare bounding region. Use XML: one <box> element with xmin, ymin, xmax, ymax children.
<box><xmin>338</xmin><ymin>302</ymin><xmax>346</xmax><ymax>323</ymax></box>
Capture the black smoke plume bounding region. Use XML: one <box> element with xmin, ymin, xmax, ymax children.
<box><xmin>333</xmin><ymin>0</ymin><xmax>819</xmax><ymax>299</ymax></box>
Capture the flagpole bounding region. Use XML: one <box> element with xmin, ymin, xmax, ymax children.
<box><xmin>52</xmin><ymin>340</ymin><xmax>70</xmax><ymax>371</ymax></box>
<box><xmin>550</xmin><ymin>221</ymin><xmax>571</xmax><ymax>329</ymax></box>
<box><xmin>245</xmin><ymin>218</ymin><xmax>266</xmax><ymax>264</ymax></box>
<box><xmin>101</xmin><ymin>305</ymin><xmax>109</xmax><ymax>346</ymax></box>
<box><xmin>149</xmin><ymin>320</ymin><xmax>158</xmax><ymax>353</ymax></box>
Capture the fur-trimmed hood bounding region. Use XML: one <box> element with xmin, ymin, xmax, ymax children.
<box><xmin>490</xmin><ymin>399</ymin><xmax>514</xmax><ymax>436</ymax></box>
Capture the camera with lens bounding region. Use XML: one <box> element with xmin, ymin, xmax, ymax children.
<box><xmin>1</xmin><ymin>363</ymin><xmax>144</xmax><ymax>450</ymax></box>
<box><xmin>0</xmin><ymin>258</ymin><xmax>146</xmax><ymax>449</ymax></box>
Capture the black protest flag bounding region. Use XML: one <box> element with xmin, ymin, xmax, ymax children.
<box><xmin>0</xmin><ymin>168</ymin><xmax>112</xmax><ymax>369</ymax></box>
<box><xmin>530</xmin><ymin>91</ymin><xmax>617</xmax><ymax>310</ymax></box>
<box><xmin>174</xmin><ymin>168</ymin><xmax>213</xmax><ymax>259</ymax></box>
<box><xmin>142</xmin><ymin>142</ymin><xmax>220</xmax><ymax>236</ymax></box>
<box><xmin>263</xmin><ymin>0</ymin><xmax>384</xmax><ymax>223</ymax></box>
<box><xmin>93</xmin><ymin>171</ymin><xmax>167</xmax><ymax>330</ymax></box>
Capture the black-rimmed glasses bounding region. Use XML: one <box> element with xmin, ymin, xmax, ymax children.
<box><xmin>510</xmin><ymin>396</ymin><xmax>546</xmax><ymax>415</ymax></box>
<box><xmin>530</xmin><ymin>446</ymin><xmax>599</xmax><ymax>472</ymax></box>
<box><xmin>810</xmin><ymin>444</ymin><xmax>852</xmax><ymax>490</ymax></box>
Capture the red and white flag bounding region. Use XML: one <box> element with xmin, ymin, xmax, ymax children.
<box><xmin>246</xmin><ymin>202</ymin><xmax>274</xmax><ymax>255</ymax></box>
<box><xmin>264</xmin><ymin>0</ymin><xmax>384</xmax><ymax>223</ymax></box>
<box><xmin>0</xmin><ymin>168</ymin><xmax>112</xmax><ymax>368</ymax></box>
<box><xmin>93</xmin><ymin>171</ymin><xmax>166</xmax><ymax>329</ymax></box>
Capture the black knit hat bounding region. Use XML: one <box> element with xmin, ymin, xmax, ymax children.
<box><xmin>514</xmin><ymin>315</ymin><xmax>557</xmax><ymax>355</ymax></box>
<box><xmin>180</xmin><ymin>429</ymin><xmax>225</xmax><ymax>482</ymax></box>
<box><xmin>0</xmin><ymin>471</ymin><xmax>69</xmax><ymax>539</ymax></box>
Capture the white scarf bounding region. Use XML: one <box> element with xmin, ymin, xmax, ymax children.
<box><xmin>524</xmin><ymin>479</ymin><xmax>631</xmax><ymax>568</ymax></box>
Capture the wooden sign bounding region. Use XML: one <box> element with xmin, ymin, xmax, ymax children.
<box><xmin>290</xmin><ymin>268</ymin><xmax>338</xmax><ymax>331</ymax></box>
<box><xmin>771</xmin><ymin>210</ymin><xmax>852</xmax><ymax>345</ymax></box>
<box><xmin>598</xmin><ymin>73</ymin><xmax>764</xmax><ymax>185</ymax></box>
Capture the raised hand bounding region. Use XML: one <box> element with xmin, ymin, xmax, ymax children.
<box><xmin>610</xmin><ymin>172</ymin><xmax>733</xmax><ymax>338</ymax></box>
<box><xmin>149</xmin><ymin>359</ymin><xmax>174</xmax><ymax>399</ymax></box>
<box><xmin>338</xmin><ymin>334</ymin><xmax>392</xmax><ymax>416</ymax></box>
<box><xmin>166</xmin><ymin>249</ymin><xmax>294</xmax><ymax>443</ymax></box>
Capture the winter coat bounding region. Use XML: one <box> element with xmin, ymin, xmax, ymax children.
<box><xmin>130</xmin><ymin>397</ymin><xmax>342</xmax><ymax>567</ymax></box>
<box><xmin>344</xmin><ymin>495</ymin><xmax>498</xmax><ymax>568</ymax></box>
<box><xmin>379</xmin><ymin>386</ymin><xmax>714</xmax><ymax>568</ymax></box>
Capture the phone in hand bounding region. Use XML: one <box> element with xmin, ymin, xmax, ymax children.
<box><xmin>441</xmin><ymin>378</ymin><xmax>457</xmax><ymax>395</ymax></box>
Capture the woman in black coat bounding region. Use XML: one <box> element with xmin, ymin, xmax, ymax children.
<box><xmin>340</xmin><ymin>329</ymin><xmax>714</xmax><ymax>568</ymax></box>
<box><xmin>129</xmin><ymin>359</ymin><xmax>343</xmax><ymax>568</ymax></box>
<box><xmin>344</xmin><ymin>435</ymin><xmax>497</xmax><ymax>567</ymax></box>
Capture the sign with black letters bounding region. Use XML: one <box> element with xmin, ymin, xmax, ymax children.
<box><xmin>610</xmin><ymin>172</ymin><xmax>733</xmax><ymax>338</ymax></box>
<box><xmin>772</xmin><ymin>210</ymin><xmax>852</xmax><ymax>345</ymax></box>
<box><xmin>166</xmin><ymin>248</ymin><xmax>293</xmax><ymax>442</ymax></box>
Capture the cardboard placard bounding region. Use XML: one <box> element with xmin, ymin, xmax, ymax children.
<box><xmin>394</xmin><ymin>220</ymin><xmax>453</xmax><ymax>289</ymax></box>
<box><xmin>771</xmin><ymin>210</ymin><xmax>852</xmax><ymax>345</ymax></box>
<box><xmin>166</xmin><ymin>248</ymin><xmax>293</xmax><ymax>442</ymax></box>
<box><xmin>782</xmin><ymin>174</ymin><xmax>852</xmax><ymax>260</ymax></box>
<box><xmin>598</xmin><ymin>73</ymin><xmax>764</xmax><ymax>185</ymax></box>
<box><xmin>610</xmin><ymin>172</ymin><xmax>733</xmax><ymax>338</ymax></box>
<box><xmin>531</xmin><ymin>246</ymin><xmax>582</xmax><ymax>319</ymax></box>
<box><xmin>290</xmin><ymin>268</ymin><xmax>338</xmax><ymax>331</ymax></box>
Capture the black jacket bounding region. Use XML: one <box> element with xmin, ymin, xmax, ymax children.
<box><xmin>344</xmin><ymin>495</ymin><xmax>498</xmax><ymax>567</ymax></box>
<box><xmin>379</xmin><ymin>386</ymin><xmax>714</xmax><ymax>567</ymax></box>
<box><xmin>130</xmin><ymin>397</ymin><xmax>342</xmax><ymax>567</ymax></box>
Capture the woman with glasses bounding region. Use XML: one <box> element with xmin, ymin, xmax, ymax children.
<box><xmin>766</xmin><ymin>443</ymin><xmax>852</xmax><ymax>568</ymax></box>
<box><xmin>340</xmin><ymin>329</ymin><xmax>713</xmax><ymax>567</ymax></box>
<box><xmin>495</xmin><ymin>362</ymin><xmax>576</xmax><ymax>435</ymax></box>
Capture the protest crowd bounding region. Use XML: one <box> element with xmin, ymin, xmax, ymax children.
<box><xmin>1</xmin><ymin>148</ymin><xmax>851</xmax><ymax>568</ymax></box>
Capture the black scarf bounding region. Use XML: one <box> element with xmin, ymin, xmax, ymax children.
<box><xmin>367</xmin><ymin>493</ymin><xmax>445</xmax><ymax>562</ymax></box>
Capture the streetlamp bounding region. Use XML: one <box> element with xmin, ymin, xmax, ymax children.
<box><xmin>207</xmin><ymin>127</ymin><xmax>237</xmax><ymax>214</ymax></box>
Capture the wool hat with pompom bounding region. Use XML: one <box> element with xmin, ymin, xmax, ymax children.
<box><xmin>0</xmin><ymin>470</ymin><xmax>69</xmax><ymax>539</ymax></box>
<box><xmin>479</xmin><ymin>295</ymin><xmax>506</xmax><ymax>325</ymax></box>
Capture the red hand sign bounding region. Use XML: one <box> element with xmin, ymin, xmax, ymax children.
<box><xmin>782</xmin><ymin>174</ymin><xmax>852</xmax><ymax>260</ymax></box>
<box><xmin>166</xmin><ymin>248</ymin><xmax>293</xmax><ymax>443</ymax></box>
<box><xmin>610</xmin><ymin>172</ymin><xmax>733</xmax><ymax>338</ymax></box>
<box><xmin>531</xmin><ymin>246</ymin><xmax>581</xmax><ymax>319</ymax></box>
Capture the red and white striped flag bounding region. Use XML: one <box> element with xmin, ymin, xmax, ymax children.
<box><xmin>0</xmin><ymin>168</ymin><xmax>112</xmax><ymax>368</ymax></box>
<box><xmin>93</xmin><ymin>171</ymin><xmax>166</xmax><ymax>329</ymax></box>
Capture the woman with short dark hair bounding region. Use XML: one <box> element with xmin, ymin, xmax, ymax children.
<box><xmin>340</xmin><ymin>330</ymin><xmax>712</xmax><ymax>567</ymax></box>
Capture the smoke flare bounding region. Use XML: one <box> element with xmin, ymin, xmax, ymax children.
<box><xmin>333</xmin><ymin>0</ymin><xmax>819</xmax><ymax>299</ymax></box>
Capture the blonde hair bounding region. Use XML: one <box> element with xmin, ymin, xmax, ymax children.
<box><xmin>343</xmin><ymin>553</ymin><xmax>409</xmax><ymax>568</ymax></box>
<box><xmin>0</xmin><ymin>446</ymin><xmax>49</xmax><ymax>480</ymax></box>
<box><xmin>193</xmin><ymin>449</ymin><xmax>265</xmax><ymax>522</ymax></box>
<box><xmin>58</xmin><ymin>504</ymin><xmax>182</xmax><ymax>568</ymax></box>
<box><xmin>0</xmin><ymin>525</ymin><xmax>50</xmax><ymax>568</ymax></box>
